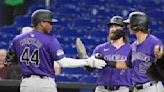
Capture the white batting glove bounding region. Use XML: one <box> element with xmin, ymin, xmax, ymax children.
<box><xmin>86</xmin><ymin>56</ymin><xmax>106</xmax><ymax>69</ymax></box>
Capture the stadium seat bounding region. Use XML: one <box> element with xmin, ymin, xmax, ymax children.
<box><xmin>0</xmin><ymin>26</ymin><xmax>20</xmax><ymax>38</ymax></box>
<box><xmin>148</xmin><ymin>10</ymin><xmax>164</xmax><ymax>20</ymax></box>
<box><xmin>90</xmin><ymin>30</ymin><xmax>107</xmax><ymax>38</ymax></box>
<box><xmin>152</xmin><ymin>32</ymin><xmax>164</xmax><ymax>41</ymax></box>
<box><xmin>93</xmin><ymin>9</ymin><xmax>111</xmax><ymax>18</ymax></box>
<box><xmin>26</xmin><ymin>5</ymin><xmax>46</xmax><ymax>16</ymax></box>
<box><xmin>111</xmin><ymin>0</ymin><xmax>133</xmax><ymax>7</ymax></box>
<box><xmin>0</xmin><ymin>26</ymin><xmax>20</xmax><ymax>48</ymax></box>
<box><xmin>74</xmin><ymin>19</ymin><xmax>97</xmax><ymax>29</ymax></box>
<box><xmin>64</xmin><ymin>47</ymin><xmax>77</xmax><ymax>57</ymax></box>
<box><xmin>82</xmin><ymin>0</ymin><xmax>106</xmax><ymax>7</ymax></box>
<box><xmin>55</xmin><ymin>0</ymin><xmax>79</xmax><ymax>6</ymax></box>
<box><xmin>57</xmin><ymin>6</ymin><xmax>80</xmax><ymax>18</ymax></box>
<box><xmin>0</xmin><ymin>41</ymin><xmax>8</xmax><ymax>49</ymax></box>
<box><xmin>59</xmin><ymin>29</ymin><xmax>81</xmax><ymax>38</ymax></box>
<box><xmin>14</xmin><ymin>16</ymin><xmax>31</xmax><ymax>28</ymax></box>
<box><xmin>139</xmin><ymin>1</ymin><xmax>160</xmax><ymax>10</ymax></box>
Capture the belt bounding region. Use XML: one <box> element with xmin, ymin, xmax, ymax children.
<box><xmin>22</xmin><ymin>75</ymin><xmax>47</xmax><ymax>79</ymax></box>
<box><xmin>104</xmin><ymin>86</ymin><xmax>120</xmax><ymax>91</ymax></box>
<box><xmin>135</xmin><ymin>82</ymin><xmax>156</xmax><ymax>89</ymax></box>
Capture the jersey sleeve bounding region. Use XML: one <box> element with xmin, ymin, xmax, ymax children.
<box><xmin>126</xmin><ymin>49</ymin><xmax>132</xmax><ymax>68</ymax></box>
<box><xmin>151</xmin><ymin>38</ymin><xmax>163</xmax><ymax>58</ymax></box>
<box><xmin>49</xmin><ymin>37</ymin><xmax>66</xmax><ymax>61</ymax></box>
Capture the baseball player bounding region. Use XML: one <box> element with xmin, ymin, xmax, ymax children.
<box><xmin>2</xmin><ymin>9</ymin><xmax>106</xmax><ymax>92</ymax></box>
<box><xmin>124</xmin><ymin>11</ymin><xmax>163</xmax><ymax>92</ymax></box>
<box><xmin>21</xmin><ymin>26</ymin><xmax>61</xmax><ymax>75</ymax></box>
<box><xmin>92</xmin><ymin>16</ymin><xmax>133</xmax><ymax>92</ymax></box>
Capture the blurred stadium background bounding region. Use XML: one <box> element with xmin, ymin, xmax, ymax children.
<box><xmin>0</xmin><ymin>0</ymin><xmax>164</xmax><ymax>92</ymax></box>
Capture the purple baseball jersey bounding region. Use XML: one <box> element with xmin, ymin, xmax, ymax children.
<box><xmin>93</xmin><ymin>42</ymin><xmax>132</xmax><ymax>86</ymax></box>
<box><xmin>131</xmin><ymin>34</ymin><xmax>162</xmax><ymax>84</ymax></box>
<box><xmin>10</xmin><ymin>31</ymin><xmax>65</xmax><ymax>78</ymax></box>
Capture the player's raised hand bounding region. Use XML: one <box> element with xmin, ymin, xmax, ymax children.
<box><xmin>86</xmin><ymin>56</ymin><xmax>106</xmax><ymax>69</ymax></box>
<box><xmin>154</xmin><ymin>45</ymin><xmax>163</xmax><ymax>59</ymax></box>
<box><xmin>76</xmin><ymin>38</ymin><xmax>88</xmax><ymax>59</ymax></box>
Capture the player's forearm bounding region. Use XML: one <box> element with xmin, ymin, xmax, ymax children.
<box><xmin>106</xmin><ymin>60</ymin><xmax>128</xmax><ymax>69</ymax></box>
<box><xmin>116</xmin><ymin>60</ymin><xmax>129</xmax><ymax>69</ymax></box>
<box><xmin>53</xmin><ymin>61</ymin><xmax>61</xmax><ymax>75</ymax></box>
<box><xmin>56</xmin><ymin>57</ymin><xmax>88</xmax><ymax>68</ymax></box>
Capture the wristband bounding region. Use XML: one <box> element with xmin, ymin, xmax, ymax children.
<box><xmin>106</xmin><ymin>61</ymin><xmax>116</xmax><ymax>68</ymax></box>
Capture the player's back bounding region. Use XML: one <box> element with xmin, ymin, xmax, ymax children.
<box><xmin>12</xmin><ymin>31</ymin><xmax>58</xmax><ymax>78</ymax></box>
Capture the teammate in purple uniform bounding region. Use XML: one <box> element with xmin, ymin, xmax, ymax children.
<box><xmin>124</xmin><ymin>11</ymin><xmax>163</xmax><ymax>92</ymax></box>
<box><xmin>102</xmin><ymin>12</ymin><xmax>163</xmax><ymax>92</ymax></box>
<box><xmin>93</xmin><ymin>16</ymin><xmax>132</xmax><ymax>92</ymax></box>
<box><xmin>1</xmin><ymin>9</ymin><xmax>106</xmax><ymax>92</ymax></box>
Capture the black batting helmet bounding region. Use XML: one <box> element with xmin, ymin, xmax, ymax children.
<box><xmin>124</xmin><ymin>11</ymin><xmax>149</xmax><ymax>31</ymax></box>
<box><xmin>108</xmin><ymin>16</ymin><xmax>124</xmax><ymax>27</ymax></box>
<box><xmin>31</xmin><ymin>9</ymin><xmax>58</xmax><ymax>27</ymax></box>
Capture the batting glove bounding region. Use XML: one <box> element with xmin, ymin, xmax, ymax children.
<box><xmin>86</xmin><ymin>56</ymin><xmax>106</xmax><ymax>69</ymax></box>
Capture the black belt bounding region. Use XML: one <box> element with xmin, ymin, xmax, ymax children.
<box><xmin>135</xmin><ymin>82</ymin><xmax>156</xmax><ymax>89</ymax></box>
<box><xmin>104</xmin><ymin>86</ymin><xmax>120</xmax><ymax>91</ymax></box>
<box><xmin>22</xmin><ymin>75</ymin><xmax>46</xmax><ymax>79</ymax></box>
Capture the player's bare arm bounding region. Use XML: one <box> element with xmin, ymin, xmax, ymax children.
<box><xmin>116</xmin><ymin>60</ymin><xmax>129</xmax><ymax>69</ymax></box>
